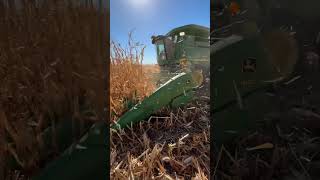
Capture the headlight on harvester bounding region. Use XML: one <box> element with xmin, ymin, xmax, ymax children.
<box><xmin>179</xmin><ymin>58</ymin><xmax>188</xmax><ymax>69</ymax></box>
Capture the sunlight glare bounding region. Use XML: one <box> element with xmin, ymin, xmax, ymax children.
<box><xmin>129</xmin><ymin>0</ymin><xmax>150</xmax><ymax>9</ymax></box>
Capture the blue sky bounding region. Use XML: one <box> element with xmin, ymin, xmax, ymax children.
<box><xmin>110</xmin><ymin>0</ymin><xmax>210</xmax><ymax>64</ymax></box>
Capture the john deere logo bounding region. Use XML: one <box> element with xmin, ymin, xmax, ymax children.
<box><xmin>242</xmin><ymin>58</ymin><xmax>256</xmax><ymax>72</ymax></box>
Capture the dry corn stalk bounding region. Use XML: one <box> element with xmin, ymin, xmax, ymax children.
<box><xmin>0</xmin><ymin>0</ymin><xmax>105</xmax><ymax>178</ymax></box>
<box><xmin>110</xmin><ymin>31</ymin><xmax>157</xmax><ymax>121</ymax></box>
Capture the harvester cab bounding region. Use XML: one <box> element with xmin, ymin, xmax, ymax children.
<box><xmin>151</xmin><ymin>24</ymin><xmax>210</xmax><ymax>76</ymax></box>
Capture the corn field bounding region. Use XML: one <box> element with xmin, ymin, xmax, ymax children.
<box><xmin>110</xmin><ymin>34</ymin><xmax>210</xmax><ymax>179</ymax></box>
<box><xmin>0</xmin><ymin>0</ymin><xmax>105</xmax><ymax>178</ymax></box>
<box><xmin>110</xmin><ymin>32</ymin><xmax>156</xmax><ymax>122</ymax></box>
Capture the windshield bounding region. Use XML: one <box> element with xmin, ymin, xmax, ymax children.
<box><xmin>156</xmin><ymin>37</ymin><xmax>176</xmax><ymax>61</ymax></box>
<box><xmin>156</xmin><ymin>43</ymin><xmax>166</xmax><ymax>60</ymax></box>
<box><xmin>155</xmin><ymin>34</ymin><xmax>209</xmax><ymax>62</ymax></box>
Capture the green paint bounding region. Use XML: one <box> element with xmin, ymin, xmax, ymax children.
<box><xmin>32</xmin><ymin>121</ymin><xmax>107</xmax><ymax>180</ymax></box>
<box><xmin>152</xmin><ymin>24</ymin><xmax>210</xmax><ymax>70</ymax></box>
<box><xmin>111</xmin><ymin>71</ymin><xmax>203</xmax><ymax>129</ymax></box>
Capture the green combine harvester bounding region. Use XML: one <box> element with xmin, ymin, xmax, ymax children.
<box><xmin>112</xmin><ymin>24</ymin><xmax>210</xmax><ymax>129</ymax></box>
<box><xmin>31</xmin><ymin>0</ymin><xmax>320</xmax><ymax>179</ymax></box>
<box><xmin>211</xmin><ymin>0</ymin><xmax>320</xmax><ymax>148</ymax></box>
